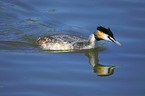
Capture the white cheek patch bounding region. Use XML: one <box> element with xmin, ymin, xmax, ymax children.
<box><xmin>102</xmin><ymin>33</ymin><xmax>122</xmax><ymax>46</ymax></box>
<box><xmin>102</xmin><ymin>34</ymin><xmax>111</xmax><ymax>41</ymax></box>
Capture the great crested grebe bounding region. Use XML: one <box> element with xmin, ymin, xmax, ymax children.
<box><xmin>37</xmin><ymin>26</ymin><xmax>121</xmax><ymax>50</ymax></box>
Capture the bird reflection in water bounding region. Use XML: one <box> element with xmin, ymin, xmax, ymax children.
<box><xmin>42</xmin><ymin>48</ymin><xmax>121</xmax><ymax>77</ymax></box>
<box><xmin>85</xmin><ymin>50</ymin><xmax>121</xmax><ymax>76</ymax></box>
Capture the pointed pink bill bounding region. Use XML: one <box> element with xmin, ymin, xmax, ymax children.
<box><xmin>109</xmin><ymin>37</ymin><xmax>122</xmax><ymax>46</ymax></box>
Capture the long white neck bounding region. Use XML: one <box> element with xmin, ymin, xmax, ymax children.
<box><xmin>87</xmin><ymin>34</ymin><xmax>98</xmax><ymax>49</ymax></box>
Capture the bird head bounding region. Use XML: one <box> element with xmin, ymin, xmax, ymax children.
<box><xmin>94</xmin><ymin>26</ymin><xmax>121</xmax><ymax>46</ymax></box>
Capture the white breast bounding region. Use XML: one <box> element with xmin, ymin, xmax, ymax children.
<box><xmin>84</xmin><ymin>34</ymin><xmax>98</xmax><ymax>49</ymax></box>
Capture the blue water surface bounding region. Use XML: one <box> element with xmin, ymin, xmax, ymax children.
<box><xmin>0</xmin><ymin>0</ymin><xmax>145</xmax><ymax>96</ymax></box>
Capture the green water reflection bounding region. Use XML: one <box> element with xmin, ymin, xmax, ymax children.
<box><xmin>85</xmin><ymin>51</ymin><xmax>121</xmax><ymax>76</ymax></box>
<box><xmin>43</xmin><ymin>48</ymin><xmax>121</xmax><ymax>77</ymax></box>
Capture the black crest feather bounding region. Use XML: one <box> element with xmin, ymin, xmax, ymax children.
<box><xmin>97</xmin><ymin>26</ymin><xmax>115</xmax><ymax>39</ymax></box>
